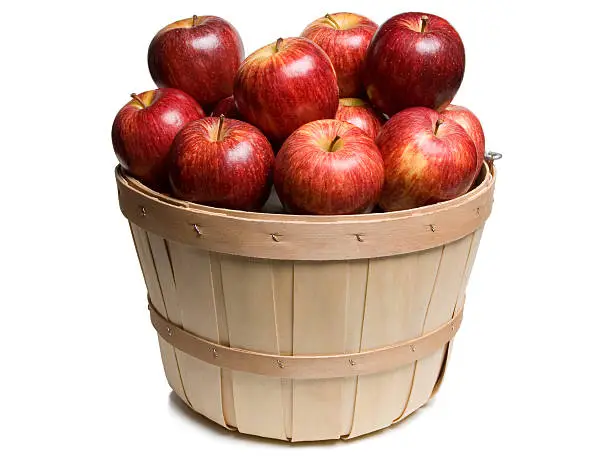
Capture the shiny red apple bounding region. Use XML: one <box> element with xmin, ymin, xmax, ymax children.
<box><xmin>376</xmin><ymin>107</ymin><xmax>478</xmax><ymax>211</ymax></box>
<box><xmin>440</xmin><ymin>104</ymin><xmax>485</xmax><ymax>167</ymax></box>
<box><xmin>148</xmin><ymin>15</ymin><xmax>244</xmax><ymax>109</ymax></box>
<box><xmin>335</xmin><ymin>98</ymin><xmax>383</xmax><ymax>139</ymax></box>
<box><xmin>210</xmin><ymin>95</ymin><xmax>242</xmax><ymax>119</ymax></box>
<box><xmin>301</xmin><ymin>12</ymin><xmax>377</xmax><ymax>97</ymax></box>
<box><xmin>274</xmin><ymin>119</ymin><xmax>384</xmax><ymax>215</ymax></box>
<box><xmin>111</xmin><ymin>88</ymin><xmax>204</xmax><ymax>190</ymax></box>
<box><xmin>169</xmin><ymin>116</ymin><xmax>274</xmax><ymax>210</ymax></box>
<box><xmin>234</xmin><ymin>37</ymin><xmax>339</xmax><ymax>146</ymax></box>
<box><xmin>364</xmin><ymin>12</ymin><xmax>465</xmax><ymax>115</ymax></box>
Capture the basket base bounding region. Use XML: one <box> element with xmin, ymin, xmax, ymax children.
<box><xmin>162</xmin><ymin>346</ymin><xmax>451</xmax><ymax>442</ymax></box>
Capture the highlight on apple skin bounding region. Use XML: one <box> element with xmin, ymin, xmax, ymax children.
<box><xmin>234</xmin><ymin>37</ymin><xmax>339</xmax><ymax>146</ymax></box>
<box><xmin>274</xmin><ymin>119</ymin><xmax>385</xmax><ymax>215</ymax></box>
<box><xmin>364</xmin><ymin>12</ymin><xmax>465</xmax><ymax>115</ymax></box>
<box><xmin>335</xmin><ymin>97</ymin><xmax>384</xmax><ymax>139</ymax></box>
<box><xmin>440</xmin><ymin>104</ymin><xmax>485</xmax><ymax>167</ymax></box>
<box><xmin>169</xmin><ymin>116</ymin><xmax>275</xmax><ymax>211</ymax></box>
<box><xmin>376</xmin><ymin>107</ymin><xmax>479</xmax><ymax>211</ymax></box>
<box><xmin>148</xmin><ymin>15</ymin><xmax>244</xmax><ymax>110</ymax></box>
<box><xmin>301</xmin><ymin>12</ymin><xmax>377</xmax><ymax>98</ymax></box>
<box><xmin>111</xmin><ymin>88</ymin><xmax>205</xmax><ymax>191</ymax></box>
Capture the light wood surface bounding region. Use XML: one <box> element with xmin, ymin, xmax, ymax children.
<box><xmin>121</xmin><ymin>166</ymin><xmax>496</xmax><ymax>441</ymax></box>
<box><xmin>129</xmin><ymin>224</ymin><xmax>189</xmax><ymax>405</ymax></box>
<box><xmin>348</xmin><ymin>246</ymin><xmax>443</xmax><ymax>437</ymax></box>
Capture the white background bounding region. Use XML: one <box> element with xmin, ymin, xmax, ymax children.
<box><xmin>1</xmin><ymin>0</ymin><xmax>611</xmax><ymax>457</ymax></box>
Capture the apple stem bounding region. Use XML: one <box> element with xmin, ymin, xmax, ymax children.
<box><xmin>130</xmin><ymin>93</ymin><xmax>146</xmax><ymax>109</ymax></box>
<box><xmin>275</xmin><ymin>37</ymin><xmax>283</xmax><ymax>52</ymax></box>
<box><xmin>434</xmin><ymin>118</ymin><xmax>444</xmax><ymax>135</ymax></box>
<box><xmin>216</xmin><ymin>115</ymin><xmax>225</xmax><ymax>141</ymax></box>
<box><xmin>329</xmin><ymin>135</ymin><xmax>341</xmax><ymax>152</ymax></box>
<box><xmin>324</xmin><ymin>13</ymin><xmax>341</xmax><ymax>29</ymax></box>
<box><xmin>420</xmin><ymin>15</ymin><xmax>429</xmax><ymax>33</ymax></box>
<box><xmin>192</xmin><ymin>15</ymin><xmax>197</xmax><ymax>27</ymax></box>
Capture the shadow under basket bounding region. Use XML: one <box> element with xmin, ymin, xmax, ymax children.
<box><xmin>116</xmin><ymin>163</ymin><xmax>496</xmax><ymax>442</ymax></box>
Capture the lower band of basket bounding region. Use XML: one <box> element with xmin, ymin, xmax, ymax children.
<box><xmin>149</xmin><ymin>302</ymin><xmax>463</xmax><ymax>380</ymax></box>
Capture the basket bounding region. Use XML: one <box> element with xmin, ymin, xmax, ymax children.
<box><xmin>116</xmin><ymin>163</ymin><xmax>496</xmax><ymax>442</ymax></box>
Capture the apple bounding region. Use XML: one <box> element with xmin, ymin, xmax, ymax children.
<box><xmin>335</xmin><ymin>98</ymin><xmax>383</xmax><ymax>139</ymax></box>
<box><xmin>440</xmin><ymin>104</ymin><xmax>485</xmax><ymax>166</ymax></box>
<box><xmin>148</xmin><ymin>15</ymin><xmax>244</xmax><ymax>110</ymax></box>
<box><xmin>274</xmin><ymin>119</ymin><xmax>384</xmax><ymax>215</ymax></box>
<box><xmin>364</xmin><ymin>12</ymin><xmax>465</xmax><ymax>115</ymax></box>
<box><xmin>301</xmin><ymin>12</ymin><xmax>377</xmax><ymax>97</ymax></box>
<box><xmin>234</xmin><ymin>37</ymin><xmax>339</xmax><ymax>146</ymax></box>
<box><xmin>169</xmin><ymin>116</ymin><xmax>275</xmax><ymax>210</ymax></box>
<box><xmin>210</xmin><ymin>95</ymin><xmax>242</xmax><ymax>119</ymax></box>
<box><xmin>111</xmin><ymin>88</ymin><xmax>204</xmax><ymax>190</ymax></box>
<box><xmin>376</xmin><ymin>107</ymin><xmax>478</xmax><ymax>211</ymax></box>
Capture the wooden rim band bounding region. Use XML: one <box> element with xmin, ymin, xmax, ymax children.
<box><xmin>116</xmin><ymin>165</ymin><xmax>495</xmax><ymax>261</ymax></box>
<box><xmin>149</xmin><ymin>302</ymin><xmax>463</xmax><ymax>380</ymax></box>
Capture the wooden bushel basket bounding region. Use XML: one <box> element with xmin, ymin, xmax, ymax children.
<box><xmin>116</xmin><ymin>162</ymin><xmax>496</xmax><ymax>442</ymax></box>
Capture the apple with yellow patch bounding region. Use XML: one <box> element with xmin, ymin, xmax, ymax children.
<box><xmin>335</xmin><ymin>98</ymin><xmax>384</xmax><ymax>139</ymax></box>
<box><xmin>440</xmin><ymin>104</ymin><xmax>485</xmax><ymax>167</ymax></box>
<box><xmin>376</xmin><ymin>107</ymin><xmax>479</xmax><ymax>211</ymax></box>
<box><xmin>301</xmin><ymin>12</ymin><xmax>377</xmax><ymax>97</ymax></box>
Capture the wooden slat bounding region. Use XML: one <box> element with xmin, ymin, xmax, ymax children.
<box><xmin>270</xmin><ymin>261</ymin><xmax>295</xmax><ymax>439</ymax></box>
<box><xmin>340</xmin><ymin>260</ymin><xmax>369</xmax><ymax>436</ymax></box>
<box><xmin>456</xmin><ymin>228</ymin><xmax>484</xmax><ymax>311</ymax></box>
<box><xmin>400</xmin><ymin>233</ymin><xmax>475</xmax><ymax>418</ymax></box>
<box><xmin>220</xmin><ymin>256</ymin><xmax>286</xmax><ymax>440</ymax></box>
<box><xmin>348</xmin><ymin>246</ymin><xmax>443</xmax><ymax>437</ymax></box>
<box><xmin>292</xmin><ymin>261</ymin><xmax>350</xmax><ymax>441</ymax></box>
<box><xmin>161</xmin><ymin>242</ymin><xmax>226</xmax><ymax>427</ymax></box>
<box><xmin>129</xmin><ymin>223</ymin><xmax>188</xmax><ymax>403</ymax></box>
<box><xmin>208</xmin><ymin>252</ymin><xmax>237</xmax><ymax>428</ymax></box>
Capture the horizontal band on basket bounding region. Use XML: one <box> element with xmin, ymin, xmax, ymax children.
<box><xmin>149</xmin><ymin>302</ymin><xmax>463</xmax><ymax>380</ymax></box>
<box><xmin>117</xmin><ymin>165</ymin><xmax>495</xmax><ymax>260</ymax></box>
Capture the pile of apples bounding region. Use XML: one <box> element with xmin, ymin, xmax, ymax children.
<box><xmin>112</xmin><ymin>12</ymin><xmax>485</xmax><ymax>215</ymax></box>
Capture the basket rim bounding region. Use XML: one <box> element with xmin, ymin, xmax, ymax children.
<box><xmin>116</xmin><ymin>162</ymin><xmax>494</xmax><ymax>226</ymax></box>
<box><xmin>117</xmin><ymin>164</ymin><xmax>495</xmax><ymax>260</ymax></box>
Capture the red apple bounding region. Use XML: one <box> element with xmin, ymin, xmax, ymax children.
<box><xmin>111</xmin><ymin>88</ymin><xmax>204</xmax><ymax>190</ymax></box>
<box><xmin>210</xmin><ymin>95</ymin><xmax>242</xmax><ymax>120</ymax></box>
<box><xmin>148</xmin><ymin>15</ymin><xmax>244</xmax><ymax>109</ymax></box>
<box><xmin>376</xmin><ymin>107</ymin><xmax>478</xmax><ymax>211</ymax></box>
<box><xmin>364</xmin><ymin>12</ymin><xmax>465</xmax><ymax>115</ymax></box>
<box><xmin>234</xmin><ymin>37</ymin><xmax>339</xmax><ymax>146</ymax></box>
<box><xmin>440</xmin><ymin>104</ymin><xmax>485</xmax><ymax>166</ymax></box>
<box><xmin>335</xmin><ymin>98</ymin><xmax>384</xmax><ymax>139</ymax></box>
<box><xmin>169</xmin><ymin>116</ymin><xmax>274</xmax><ymax>210</ymax></box>
<box><xmin>301</xmin><ymin>12</ymin><xmax>377</xmax><ymax>97</ymax></box>
<box><xmin>274</xmin><ymin>119</ymin><xmax>384</xmax><ymax>215</ymax></box>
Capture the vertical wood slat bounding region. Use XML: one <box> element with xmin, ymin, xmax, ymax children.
<box><xmin>208</xmin><ymin>252</ymin><xmax>237</xmax><ymax>427</ymax></box>
<box><xmin>400</xmin><ymin>233</ymin><xmax>475</xmax><ymax>418</ymax></box>
<box><xmin>160</xmin><ymin>241</ymin><xmax>227</xmax><ymax>427</ymax></box>
<box><xmin>220</xmin><ymin>256</ymin><xmax>286</xmax><ymax>440</ymax></box>
<box><xmin>429</xmin><ymin>227</ymin><xmax>485</xmax><ymax>399</ymax></box>
<box><xmin>129</xmin><ymin>223</ymin><xmax>188</xmax><ymax>404</ymax></box>
<box><xmin>348</xmin><ymin>246</ymin><xmax>444</xmax><ymax>438</ymax></box>
<box><xmin>291</xmin><ymin>261</ymin><xmax>368</xmax><ymax>441</ymax></box>
<box><xmin>271</xmin><ymin>262</ymin><xmax>295</xmax><ymax>439</ymax></box>
<box><xmin>340</xmin><ymin>260</ymin><xmax>369</xmax><ymax>437</ymax></box>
